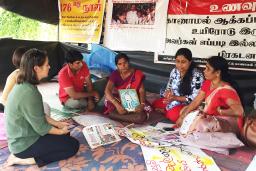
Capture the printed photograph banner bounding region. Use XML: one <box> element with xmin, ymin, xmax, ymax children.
<box><xmin>59</xmin><ymin>0</ymin><xmax>105</xmax><ymax>43</ymax></box>
<box><xmin>103</xmin><ymin>0</ymin><xmax>169</xmax><ymax>52</ymax></box>
<box><xmin>155</xmin><ymin>0</ymin><xmax>256</xmax><ymax>71</ymax></box>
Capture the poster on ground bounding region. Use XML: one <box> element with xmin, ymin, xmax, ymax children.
<box><xmin>141</xmin><ymin>146</ymin><xmax>221</xmax><ymax>171</ymax></box>
<box><xmin>103</xmin><ymin>0</ymin><xmax>169</xmax><ymax>52</ymax></box>
<box><xmin>59</xmin><ymin>0</ymin><xmax>105</xmax><ymax>43</ymax></box>
<box><xmin>155</xmin><ymin>0</ymin><xmax>256</xmax><ymax>71</ymax></box>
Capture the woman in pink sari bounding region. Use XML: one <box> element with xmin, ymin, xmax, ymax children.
<box><xmin>104</xmin><ymin>53</ymin><xmax>152</xmax><ymax>123</ymax></box>
<box><xmin>177</xmin><ymin>56</ymin><xmax>244</xmax><ymax>134</ymax></box>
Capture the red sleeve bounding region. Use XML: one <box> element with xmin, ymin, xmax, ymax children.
<box><xmin>201</xmin><ymin>80</ymin><xmax>211</xmax><ymax>93</ymax></box>
<box><xmin>136</xmin><ymin>70</ymin><xmax>145</xmax><ymax>81</ymax></box>
<box><xmin>220</xmin><ymin>88</ymin><xmax>241</xmax><ymax>103</ymax></box>
<box><xmin>58</xmin><ymin>66</ymin><xmax>73</xmax><ymax>89</ymax></box>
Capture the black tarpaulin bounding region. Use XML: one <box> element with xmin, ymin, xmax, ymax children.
<box><xmin>0</xmin><ymin>0</ymin><xmax>59</xmax><ymax>25</ymax></box>
<box><xmin>0</xmin><ymin>39</ymin><xmax>256</xmax><ymax>106</ymax></box>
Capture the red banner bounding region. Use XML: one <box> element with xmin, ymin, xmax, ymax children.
<box><xmin>156</xmin><ymin>0</ymin><xmax>256</xmax><ymax>71</ymax></box>
<box><xmin>168</xmin><ymin>0</ymin><xmax>256</xmax><ymax>15</ymax></box>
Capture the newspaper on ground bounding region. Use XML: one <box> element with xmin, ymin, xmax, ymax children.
<box><xmin>82</xmin><ymin>123</ymin><xmax>121</xmax><ymax>149</ymax></box>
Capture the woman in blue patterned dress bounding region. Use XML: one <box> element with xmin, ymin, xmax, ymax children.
<box><xmin>153</xmin><ymin>48</ymin><xmax>204</xmax><ymax>123</ymax></box>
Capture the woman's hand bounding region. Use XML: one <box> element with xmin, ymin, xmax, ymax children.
<box><xmin>163</xmin><ymin>90</ymin><xmax>176</xmax><ymax>104</ymax></box>
<box><xmin>92</xmin><ymin>91</ymin><xmax>100</xmax><ymax>102</ymax></box>
<box><xmin>163</xmin><ymin>95</ymin><xmax>177</xmax><ymax>104</ymax></box>
<box><xmin>87</xmin><ymin>100</ymin><xmax>95</xmax><ymax>111</ymax></box>
<box><xmin>56</xmin><ymin>121</ymin><xmax>70</xmax><ymax>129</ymax></box>
<box><xmin>176</xmin><ymin>114</ymin><xmax>186</xmax><ymax>127</ymax></box>
<box><xmin>135</xmin><ymin>104</ymin><xmax>144</xmax><ymax>113</ymax></box>
<box><xmin>176</xmin><ymin>106</ymin><xmax>188</xmax><ymax>127</ymax></box>
<box><xmin>111</xmin><ymin>98</ymin><xmax>127</xmax><ymax>115</ymax></box>
<box><xmin>116</xmin><ymin>103</ymin><xmax>127</xmax><ymax>115</ymax></box>
<box><xmin>59</xmin><ymin>126</ymin><xmax>70</xmax><ymax>135</ymax></box>
<box><xmin>164</xmin><ymin>90</ymin><xmax>173</xmax><ymax>98</ymax></box>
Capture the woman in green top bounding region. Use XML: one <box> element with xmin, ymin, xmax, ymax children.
<box><xmin>5</xmin><ymin>49</ymin><xmax>79</xmax><ymax>167</ymax></box>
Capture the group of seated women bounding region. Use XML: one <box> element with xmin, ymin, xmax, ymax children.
<box><xmin>153</xmin><ymin>48</ymin><xmax>243</xmax><ymax>134</ymax></box>
<box><xmin>0</xmin><ymin>47</ymin><xmax>244</xmax><ymax>167</ymax></box>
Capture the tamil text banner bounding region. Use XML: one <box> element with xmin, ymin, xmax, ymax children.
<box><xmin>141</xmin><ymin>146</ymin><xmax>220</xmax><ymax>171</ymax></box>
<box><xmin>155</xmin><ymin>0</ymin><xmax>256</xmax><ymax>71</ymax></box>
<box><xmin>59</xmin><ymin>0</ymin><xmax>105</xmax><ymax>43</ymax></box>
<box><xmin>103</xmin><ymin>0</ymin><xmax>168</xmax><ymax>52</ymax></box>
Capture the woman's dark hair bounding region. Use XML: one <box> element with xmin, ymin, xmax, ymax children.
<box><xmin>65</xmin><ymin>50</ymin><xmax>83</xmax><ymax>63</ymax></box>
<box><xmin>12</xmin><ymin>47</ymin><xmax>28</xmax><ymax>69</ymax></box>
<box><xmin>17</xmin><ymin>48</ymin><xmax>47</xmax><ymax>85</ymax></box>
<box><xmin>176</xmin><ymin>48</ymin><xmax>196</xmax><ymax>96</ymax></box>
<box><xmin>115</xmin><ymin>53</ymin><xmax>130</xmax><ymax>65</ymax></box>
<box><xmin>207</xmin><ymin>56</ymin><xmax>244</xmax><ymax>105</ymax></box>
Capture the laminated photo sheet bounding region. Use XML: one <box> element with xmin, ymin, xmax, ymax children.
<box><xmin>83</xmin><ymin>123</ymin><xmax>121</xmax><ymax>149</ymax></box>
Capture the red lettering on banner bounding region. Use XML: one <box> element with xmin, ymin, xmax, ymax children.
<box><xmin>83</xmin><ymin>4</ymin><xmax>101</xmax><ymax>13</ymax></box>
<box><xmin>61</xmin><ymin>3</ymin><xmax>72</xmax><ymax>12</ymax></box>
<box><xmin>168</xmin><ymin>0</ymin><xmax>256</xmax><ymax>15</ymax></box>
<box><xmin>159</xmin><ymin>153</ymin><xmax>176</xmax><ymax>171</ymax></box>
<box><xmin>146</xmin><ymin>160</ymin><xmax>162</xmax><ymax>171</ymax></box>
<box><xmin>73</xmin><ymin>1</ymin><xmax>81</xmax><ymax>8</ymax></box>
<box><xmin>195</xmin><ymin>156</ymin><xmax>208</xmax><ymax>171</ymax></box>
<box><xmin>178</xmin><ymin>160</ymin><xmax>191</xmax><ymax>171</ymax></box>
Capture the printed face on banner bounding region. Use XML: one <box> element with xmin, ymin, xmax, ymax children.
<box><xmin>103</xmin><ymin>0</ymin><xmax>169</xmax><ymax>52</ymax></box>
<box><xmin>111</xmin><ymin>3</ymin><xmax>156</xmax><ymax>25</ymax></box>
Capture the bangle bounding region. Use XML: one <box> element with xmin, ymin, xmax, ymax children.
<box><xmin>141</xmin><ymin>102</ymin><xmax>145</xmax><ymax>105</ymax></box>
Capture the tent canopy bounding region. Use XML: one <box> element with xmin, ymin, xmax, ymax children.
<box><xmin>0</xmin><ymin>0</ymin><xmax>59</xmax><ymax>25</ymax></box>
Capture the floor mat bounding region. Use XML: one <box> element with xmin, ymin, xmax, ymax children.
<box><xmin>0</xmin><ymin>140</ymin><xmax>7</xmax><ymax>149</ymax></box>
<box><xmin>1</xmin><ymin>82</ymin><xmax>255</xmax><ymax>170</ymax></box>
<box><xmin>0</xmin><ymin>126</ymin><xmax>147</xmax><ymax>171</ymax></box>
<box><xmin>0</xmin><ymin>126</ymin><xmax>256</xmax><ymax>171</ymax></box>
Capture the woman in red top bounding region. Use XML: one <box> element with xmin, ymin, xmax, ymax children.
<box><xmin>177</xmin><ymin>56</ymin><xmax>244</xmax><ymax>134</ymax></box>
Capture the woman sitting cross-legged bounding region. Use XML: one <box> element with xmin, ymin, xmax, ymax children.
<box><xmin>5</xmin><ymin>49</ymin><xmax>79</xmax><ymax>167</ymax></box>
<box><xmin>153</xmin><ymin>48</ymin><xmax>204</xmax><ymax>123</ymax></box>
<box><xmin>177</xmin><ymin>56</ymin><xmax>244</xmax><ymax>134</ymax></box>
<box><xmin>104</xmin><ymin>53</ymin><xmax>152</xmax><ymax>124</ymax></box>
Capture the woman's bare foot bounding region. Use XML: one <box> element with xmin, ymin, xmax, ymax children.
<box><xmin>6</xmin><ymin>154</ymin><xmax>36</xmax><ymax>166</ymax></box>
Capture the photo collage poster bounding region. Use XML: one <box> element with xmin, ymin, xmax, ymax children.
<box><xmin>104</xmin><ymin>0</ymin><xmax>169</xmax><ymax>51</ymax></box>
